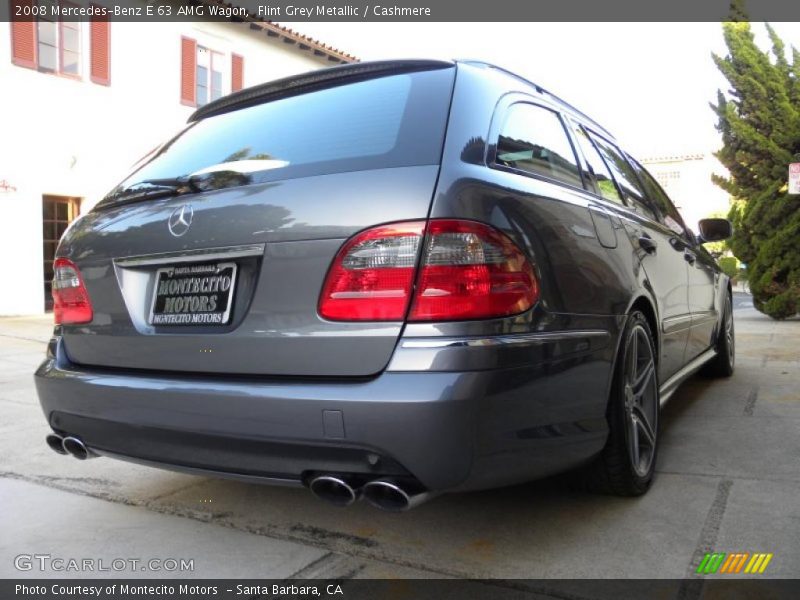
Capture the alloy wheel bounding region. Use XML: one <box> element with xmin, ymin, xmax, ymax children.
<box><xmin>623</xmin><ymin>325</ymin><xmax>658</xmax><ymax>477</ymax></box>
<box><xmin>725</xmin><ymin>297</ymin><xmax>735</xmax><ymax>365</ymax></box>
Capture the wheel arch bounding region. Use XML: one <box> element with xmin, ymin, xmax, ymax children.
<box><xmin>628</xmin><ymin>296</ymin><xmax>660</xmax><ymax>368</ymax></box>
<box><xmin>714</xmin><ymin>274</ymin><xmax>734</xmax><ymax>344</ymax></box>
<box><xmin>604</xmin><ymin>294</ymin><xmax>661</xmax><ymax>409</ymax></box>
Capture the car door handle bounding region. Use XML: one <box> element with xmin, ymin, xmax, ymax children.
<box><xmin>684</xmin><ymin>250</ymin><xmax>696</xmax><ymax>265</ymax></box>
<box><xmin>638</xmin><ymin>236</ymin><xmax>657</xmax><ymax>254</ymax></box>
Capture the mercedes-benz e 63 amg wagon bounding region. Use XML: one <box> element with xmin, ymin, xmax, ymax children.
<box><xmin>36</xmin><ymin>59</ymin><xmax>735</xmax><ymax>511</ymax></box>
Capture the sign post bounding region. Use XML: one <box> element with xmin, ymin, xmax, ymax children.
<box><xmin>790</xmin><ymin>163</ymin><xmax>800</xmax><ymax>195</ymax></box>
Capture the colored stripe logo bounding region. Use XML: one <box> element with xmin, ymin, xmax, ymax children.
<box><xmin>696</xmin><ymin>552</ymin><xmax>773</xmax><ymax>574</ymax></box>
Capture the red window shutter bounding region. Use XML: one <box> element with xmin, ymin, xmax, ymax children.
<box><xmin>89</xmin><ymin>9</ymin><xmax>110</xmax><ymax>85</ymax></box>
<box><xmin>180</xmin><ymin>36</ymin><xmax>197</xmax><ymax>106</ymax></box>
<box><xmin>10</xmin><ymin>0</ymin><xmax>37</xmax><ymax>69</ymax></box>
<box><xmin>231</xmin><ymin>53</ymin><xmax>244</xmax><ymax>92</ymax></box>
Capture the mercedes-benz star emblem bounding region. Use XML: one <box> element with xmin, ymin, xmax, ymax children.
<box><xmin>168</xmin><ymin>204</ymin><xmax>193</xmax><ymax>237</ymax></box>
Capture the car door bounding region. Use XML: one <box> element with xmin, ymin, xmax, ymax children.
<box><xmin>629</xmin><ymin>159</ymin><xmax>719</xmax><ymax>360</ymax></box>
<box><xmin>575</xmin><ymin>127</ymin><xmax>692</xmax><ymax>382</ymax></box>
<box><xmin>683</xmin><ymin>238</ymin><xmax>720</xmax><ymax>360</ymax></box>
<box><xmin>628</xmin><ymin>158</ymin><xmax>717</xmax><ymax>365</ymax></box>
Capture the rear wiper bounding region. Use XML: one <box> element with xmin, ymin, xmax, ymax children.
<box><xmin>101</xmin><ymin>177</ymin><xmax>198</xmax><ymax>207</ymax></box>
<box><xmin>100</xmin><ymin>159</ymin><xmax>289</xmax><ymax>208</ymax></box>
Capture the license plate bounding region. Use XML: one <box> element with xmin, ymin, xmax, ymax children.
<box><xmin>148</xmin><ymin>262</ymin><xmax>237</xmax><ymax>326</ymax></box>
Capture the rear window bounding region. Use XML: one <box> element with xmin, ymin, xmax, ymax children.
<box><xmin>102</xmin><ymin>68</ymin><xmax>455</xmax><ymax>205</ymax></box>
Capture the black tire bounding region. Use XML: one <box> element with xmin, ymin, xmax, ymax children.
<box><xmin>578</xmin><ymin>311</ymin><xmax>660</xmax><ymax>496</ymax></box>
<box><xmin>701</xmin><ymin>293</ymin><xmax>735</xmax><ymax>378</ymax></box>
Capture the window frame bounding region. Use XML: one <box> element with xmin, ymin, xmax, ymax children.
<box><xmin>626</xmin><ymin>155</ymin><xmax>693</xmax><ymax>240</ymax></box>
<box><xmin>195</xmin><ymin>45</ymin><xmax>225</xmax><ymax>108</ymax></box>
<box><xmin>581</xmin><ymin>127</ymin><xmax>661</xmax><ymax>222</ymax></box>
<box><xmin>488</xmin><ymin>97</ymin><xmax>587</xmax><ymax>193</ymax></box>
<box><xmin>58</xmin><ymin>1</ymin><xmax>81</xmax><ymax>78</ymax></box>
<box><xmin>565</xmin><ymin>118</ymin><xmax>625</xmax><ymax>206</ymax></box>
<box><xmin>35</xmin><ymin>2</ymin><xmax>58</xmax><ymax>74</ymax></box>
<box><xmin>33</xmin><ymin>0</ymin><xmax>82</xmax><ymax>79</ymax></box>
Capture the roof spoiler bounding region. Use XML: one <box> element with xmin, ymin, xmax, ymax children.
<box><xmin>189</xmin><ymin>59</ymin><xmax>454</xmax><ymax>122</ymax></box>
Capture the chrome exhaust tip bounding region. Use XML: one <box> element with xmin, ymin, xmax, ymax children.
<box><xmin>362</xmin><ymin>479</ymin><xmax>431</xmax><ymax>512</ymax></box>
<box><xmin>61</xmin><ymin>436</ymin><xmax>95</xmax><ymax>460</ymax></box>
<box><xmin>308</xmin><ymin>475</ymin><xmax>359</xmax><ymax>507</ymax></box>
<box><xmin>46</xmin><ymin>433</ymin><xmax>67</xmax><ymax>455</ymax></box>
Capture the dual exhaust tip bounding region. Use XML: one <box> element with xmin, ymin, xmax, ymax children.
<box><xmin>46</xmin><ymin>435</ymin><xmax>425</xmax><ymax>510</ymax></box>
<box><xmin>46</xmin><ymin>433</ymin><xmax>95</xmax><ymax>460</ymax></box>
<box><xmin>309</xmin><ymin>474</ymin><xmax>430</xmax><ymax>512</ymax></box>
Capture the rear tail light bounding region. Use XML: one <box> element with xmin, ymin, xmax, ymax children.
<box><xmin>319</xmin><ymin>219</ymin><xmax>538</xmax><ymax>322</ymax></box>
<box><xmin>52</xmin><ymin>257</ymin><xmax>93</xmax><ymax>325</ymax></box>
<box><xmin>410</xmin><ymin>219</ymin><xmax>538</xmax><ymax>321</ymax></box>
<box><xmin>319</xmin><ymin>221</ymin><xmax>425</xmax><ymax>321</ymax></box>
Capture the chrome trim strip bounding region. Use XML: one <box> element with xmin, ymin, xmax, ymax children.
<box><xmin>662</xmin><ymin>313</ymin><xmax>693</xmax><ymax>335</ymax></box>
<box><xmin>114</xmin><ymin>244</ymin><xmax>265</xmax><ymax>267</ymax></box>
<box><xmin>658</xmin><ymin>347</ymin><xmax>717</xmax><ymax>407</ymax></box>
<box><xmin>691</xmin><ymin>311</ymin><xmax>719</xmax><ymax>327</ymax></box>
<box><xmin>400</xmin><ymin>330</ymin><xmax>609</xmax><ymax>349</ymax></box>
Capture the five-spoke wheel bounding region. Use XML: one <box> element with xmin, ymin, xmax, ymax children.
<box><xmin>623</xmin><ymin>323</ymin><xmax>659</xmax><ymax>478</ymax></box>
<box><xmin>579</xmin><ymin>310</ymin><xmax>660</xmax><ymax>496</ymax></box>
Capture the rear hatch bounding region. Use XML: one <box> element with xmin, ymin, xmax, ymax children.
<box><xmin>57</xmin><ymin>62</ymin><xmax>455</xmax><ymax>377</ymax></box>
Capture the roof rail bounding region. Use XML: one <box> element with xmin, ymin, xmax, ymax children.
<box><xmin>189</xmin><ymin>59</ymin><xmax>454</xmax><ymax>122</ymax></box>
<box><xmin>457</xmin><ymin>60</ymin><xmax>615</xmax><ymax>139</ymax></box>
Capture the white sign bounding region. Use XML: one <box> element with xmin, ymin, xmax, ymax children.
<box><xmin>790</xmin><ymin>163</ymin><xmax>800</xmax><ymax>195</ymax></box>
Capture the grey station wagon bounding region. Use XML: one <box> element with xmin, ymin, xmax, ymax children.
<box><xmin>36</xmin><ymin>60</ymin><xmax>735</xmax><ymax>511</ymax></box>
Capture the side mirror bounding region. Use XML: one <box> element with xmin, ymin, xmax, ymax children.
<box><xmin>697</xmin><ymin>218</ymin><xmax>732</xmax><ymax>243</ymax></box>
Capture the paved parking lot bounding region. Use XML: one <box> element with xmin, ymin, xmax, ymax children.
<box><xmin>1</xmin><ymin>294</ymin><xmax>798</xmax><ymax>586</ymax></box>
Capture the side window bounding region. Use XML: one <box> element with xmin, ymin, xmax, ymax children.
<box><xmin>629</xmin><ymin>159</ymin><xmax>689</xmax><ymax>236</ymax></box>
<box><xmin>495</xmin><ymin>104</ymin><xmax>583</xmax><ymax>188</ymax></box>
<box><xmin>585</xmin><ymin>132</ymin><xmax>658</xmax><ymax>221</ymax></box>
<box><xmin>571</xmin><ymin>125</ymin><xmax>623</xmax><ymax>204</ymax></box>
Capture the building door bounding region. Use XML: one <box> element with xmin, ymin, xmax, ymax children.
<box><xmin>43</xmin><ymin>195</ymin><xmax>81</xmax><ymax>310</ymax></box>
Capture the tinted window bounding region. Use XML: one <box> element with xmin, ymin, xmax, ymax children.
<box><xmin>104</xmin><ymin>69</ymin><xmax>455</xmax><ymax>204</ymax></box>
<box><xmin>495</xmin><ymin>104</ymin><xmax>582</xmax><ymax>188</ymax></box>
<box><xmin>571</xmin><ymin>125</ymin><xmax>623</xmax><ymax>204</ymax></box>
<box><xmin>629</xmin><ymin>158</ymin><xmax>689</xmax><ymax>236</ymax></box>
<box><xmin>586</xmin><ymin>132</ymin><xmax>658</xmax><ymax>221</ymax></box>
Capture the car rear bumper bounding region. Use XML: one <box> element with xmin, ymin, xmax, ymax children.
<box><xmin>35</xmin><ymin>331</ymin><xmax>615</xmax><ymax>492</ymax></box>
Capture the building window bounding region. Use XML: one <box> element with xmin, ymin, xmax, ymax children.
<box><xmin>196</xmin><ymin>46</ymin><xmax>223</xmax><ymax>107</ymax></box>
<box><xmin>11</xmin><ymin>0</ymin><xmax>81</xmax><ymax>76</ymax></box>
<box><xmin>656</xmin><ymin>170</ymin><xmax>681</xmax><ymax>189</ymax></box>
<box><xmin>36</xmin><ymin>2</ymin><xmax>57</xmax><ymax>72</ymax></box>
<box><xmin>180</xmin><ymin>37</ymin><xmax>231</xmax><ymax>107</ymax></box>
<box><xmin>42</xmin><ymin>195</ymin><xmax>81</xmax><ymax>310</ymax></box>
<box><xmin>59</xmin><ymin>8</ymin><xmax>80</xmax><ymax>75</ymax></box>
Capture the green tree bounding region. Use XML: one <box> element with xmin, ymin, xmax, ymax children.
<box><xmin>711</xmin><ymin>22</ymin><xmax>800</xmax><ymax>319</ymax></box>
<box><xmin>718</xmin><ymin>256</ymin><xmax>739</xmax><ymax>280</ymax></box>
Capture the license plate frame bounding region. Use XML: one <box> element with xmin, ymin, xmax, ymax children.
<box><xmin>148</xmin><ymin>261</ymin><xmax>238</xmax><ymax>326</ymax></box>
